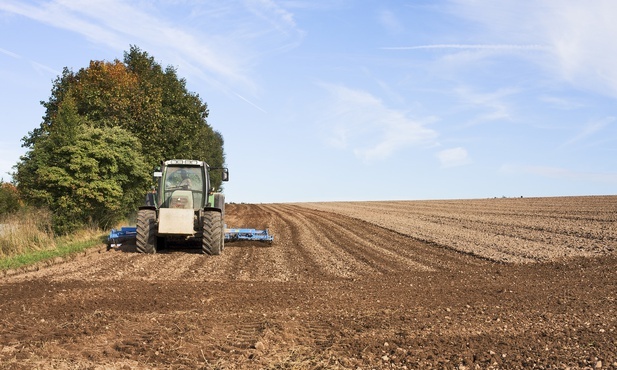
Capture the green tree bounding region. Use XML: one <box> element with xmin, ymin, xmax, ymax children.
<box><xmin>16</xmin><ymin>46</ymin><xmax>225</xmax><ymax>233</ymax></box>
<box><xmin>16</xmin><ymin>96</ymin><xmax>150</xmax><ymax>234</ymax></box>
<box><xmin>31</xmin><ymin>46</ymin><xmax>225</xmax><ymax>186</ymax></box>
<box><xmin>122</xmin><ymin>46</ymin><xmax>225</xmax><ymax>175</ymax></box>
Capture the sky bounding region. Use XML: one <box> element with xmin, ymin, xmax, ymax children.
<box><xmin>1</xmin><ymin>0</ymin><xmax>616</xmax><ymax>203</ymax></box>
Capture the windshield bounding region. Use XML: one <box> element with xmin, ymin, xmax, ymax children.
<box><xmin>165</xmin><ymin>166</ymin><xmax>203</xmax><ymax>191</ymax></box>
<box><xmin>161</xmin><ymin>166</ymin><xmax>204</xmax><ymax>209</ymax></box>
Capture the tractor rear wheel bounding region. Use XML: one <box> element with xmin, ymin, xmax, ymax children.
<box><xmin>136</xmin><ymin>209</ymin><xmax>157</xmax><ymax>254</ymax></box>
<box><xmin>202</xmin><ymin>210</ymin><xmax>223</xmax><ymax>255</ymax></box>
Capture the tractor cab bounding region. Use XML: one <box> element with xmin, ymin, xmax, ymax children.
<box><xmin>159</xmin><ymin>162</ymin><xmax>207</xmax><ymax>210</ymax></box>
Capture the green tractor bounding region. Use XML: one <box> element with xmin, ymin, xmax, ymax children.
<box><xmin>137</xmin><ymin>159</ymin><xmax>229</xmax><ymax>255</ymax></box>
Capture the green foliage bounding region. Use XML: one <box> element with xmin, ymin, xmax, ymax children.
<box><xmin>16</xmin><ymin>46</ymin><xmax>225</xmax><ymax>233</ymax></box>
<box><xmin>0</xmin><ymin>182</ymin><xmax>21</xmax><ymax>216</ymax></box>
<box><xmin>30</xmin><ymin>45</ymin><xmax>225</xmax><ymax>179</ymax></box>
<box><xmin>16</xmin><ymin>97</ymin><xmax>150</xmax><ymax>234</ymax></box>
<box><xmin>122</xmin><ymin>46</ymin><xmax>225</xmax><ymax>175</ymax></box>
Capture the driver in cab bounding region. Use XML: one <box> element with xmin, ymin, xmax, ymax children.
<box><xmin>178</xmin><ymin>169</ymin><xmax>192</xmax><ymax>189</ymax></box>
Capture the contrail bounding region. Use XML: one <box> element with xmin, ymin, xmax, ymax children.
<box><xmin>0</xmin><ymin>47</ymin><xmax>20</xmax><ymax>58</ymax></box>
<box><xmin>234</xmin><ymin>92</ymin><xmax>267</xmax><ymax>114</ymax></box>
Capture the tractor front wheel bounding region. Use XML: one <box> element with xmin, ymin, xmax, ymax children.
<box><xmin>202</xmin><ymin>211</ymin><xmax>223</xmax><ymax>255</ymax></box>
<box><xmin>136</xmin><ymin>209</ymin><xmax>157</xmax><ymax>254</ymax></box>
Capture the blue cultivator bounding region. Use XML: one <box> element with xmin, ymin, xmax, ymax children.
<box><xmin>224</xmin><ymin>227</ymin><xmax>274</xmax><ymax>243</ymax></box>
<box><xmin>107</xmin><ymin>225</ymin><xmax>273</xmax><ymax>248</ymax></box>
<box><xmin>108</xmin><ymin>226</ymin><xmax>137</xmax><ymax>248</ymax></box>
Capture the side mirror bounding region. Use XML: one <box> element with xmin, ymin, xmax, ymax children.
<box><xmin>222</xmin><ymin>168</ymin><xmax>229</xmax><ymax>182</ymax></box>
<box><xmin>153</xmin><ymin>166</ymin><xmax>162</xmax><ymax>178</ymax></box>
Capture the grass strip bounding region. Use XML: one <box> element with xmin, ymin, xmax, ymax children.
<box><xmin>0</xmin><ymin>235</ymin><xmax>105</xmax><ymax>271</ymax></box>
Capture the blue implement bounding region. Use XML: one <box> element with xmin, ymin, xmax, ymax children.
<box><xmin>107</xmin><ymin>225</ymin><xmax>273</xmax><ymax>245</ymax></box>
<box><xmin>108</xmin><ymin>226</ymin><xmax>137</xmax><ymax>247</ymax></box>
<box><xmin>225</xmin><ymin>227</ymin><xmax>273</xmax><ymax>243</ymax></box>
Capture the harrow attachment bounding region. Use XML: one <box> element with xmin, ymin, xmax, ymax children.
<box><xmin>225</xmin><ymin>227</ymin><xmax>274</xmax><ymax>243</ymax></box>
<box><xmin>107</xmin><ymin>225</ymin><xmax>273</xmax><ymax>247</ymax></box>
<box><xmin>108</xmin><ymin>226</ymin><xmax>137</xmax><ymax>247</ymax></box>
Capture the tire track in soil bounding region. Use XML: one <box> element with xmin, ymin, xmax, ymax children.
<box><xmin>143</xmin><ymin>252</ymin><xmax>199</xmax><ymax>281</ymax></box>
<box><xmin>305</xmin><ymin>210</ymin><xmax>434</xmax><ymax>274</ymax></box>
<box><xmin>302</xmin><ymin>202</ymin><xmax>538</xmax><ymax>263</ymax></box>
<box><xmin>214</xmin><ymin>318</ymin><xmax>269</xmax><ymax>351</ymax></box>
<box><xmin>256</xmin><ymin>204</ymin><xmax>331</xmax><ymax>281</ymax></box>
<box><xmin>279</xmin><ymin>205</ymin><xmax>369</xmax><ymax>279</ymax></box>
<box><xmin>293</xmin><ymin>205</ymin><xmax>490</xmax><ymax>273</ymax></box>
<box><xmin>263</xmin><ymin>204</ymin><xmax>367</xmax><ymax>280</ymax></box>
<box><xmin>268</xmin><ymin>204</ymin><xmax>491</xmax><ymax>277</ymax></box>
<box><xmin>275</xmin><ymin>204</ymin><xmax>398</xmax><ymax>276</ymax></box>
<box><xmin>228</xmin><ymin>243</ymin><xmax>258</xmax><ymax>281</ymax></box>
<box><xmin>183</xmin><ymin>242</ymin><xmax>251</xmax><ymax>282</ymax></box>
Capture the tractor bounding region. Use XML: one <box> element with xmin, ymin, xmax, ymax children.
<box><xmin>136</xmin><ymin>159</ymin><xmax>229</xmax><ymax>255</ymax></box>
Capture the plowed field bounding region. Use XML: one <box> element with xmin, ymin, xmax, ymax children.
<box><xmin>1</xmin><ymin>196</ymin><xmax>616</xmax><ymax>369</ymax></box>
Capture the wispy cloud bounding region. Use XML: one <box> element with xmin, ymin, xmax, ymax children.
<box><xmin>1</xmin><ymin>0</ymin><xmax>247</xmax><ymax>83</ymax></box>
<box><xmin>437</xmin><ymin>147</ymin><xmax>471</xmax><ymax>168</ymax></box>
<box><xmin>561</xmin><ymin>116</ymin><xmax>615</xmax><ymax>148</ymax></box>
<box><xmin>0</xmin><ymin>46</ymin><xmax>59</xmax><ymax>77</ymax></box>
<box><xmin>246</xmin><ymin>0</ymin><xmax>298</xmax><ymax>34</ymax></box>
<box><xmin>378</xmin><ymin>9</ymin><xmax>404</xmax><ymax>34</ymax></box>
<box><xmin>454</xmin><ymin>87</ymin><xmax>516</xmax><ymax>125</ymax></box>
<box><xmin>319</xmin><ymin>83</ymin><xmax>438</xmax><ymax>161</ymax></box>
<box><xmin>447</xmin><ymin>0</ymin><xmax>617</xmax><ymax>99</ymax></box>
<box><xmin>0</xmin><ymin>0</ymin><xmax>304</xmax><ymax>93</ymax></box>
<box><xmin>538</xmin><ymin>95</ymin><xmax>585</xmax><ymax>110</ymax></box>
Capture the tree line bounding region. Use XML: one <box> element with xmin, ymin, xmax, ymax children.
<box><xmin>9</xmin><ymin>46</ymin><xmax>225</xmax><ymax>234</ymax></box>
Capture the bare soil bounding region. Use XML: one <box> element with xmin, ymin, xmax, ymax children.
<box><xmin>1</xmin><ymin>196</ymin><xmax>616</xmax><ymax>369</ymax></box>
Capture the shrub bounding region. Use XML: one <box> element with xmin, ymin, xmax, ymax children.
<box><xmin>0</xmin><ymin>182</ymin><xmax>20</xmax><ymax>215</ymax></box>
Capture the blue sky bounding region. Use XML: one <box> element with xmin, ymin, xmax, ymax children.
<box><xmin>1</xmin><ymin>0</ymin><xmax>616</xmax><ymax>203</ymax></box>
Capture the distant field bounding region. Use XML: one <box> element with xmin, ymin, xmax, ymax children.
<box><xmin>298</xmin><ymin>195</ymin><xmax>617</xmax><ymax>263</ymax></box>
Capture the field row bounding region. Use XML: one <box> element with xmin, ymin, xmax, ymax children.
<box><xmin>297</xmin><ymin>196</ymin><xmax>617</xmax><ymax>263</ymax></box>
